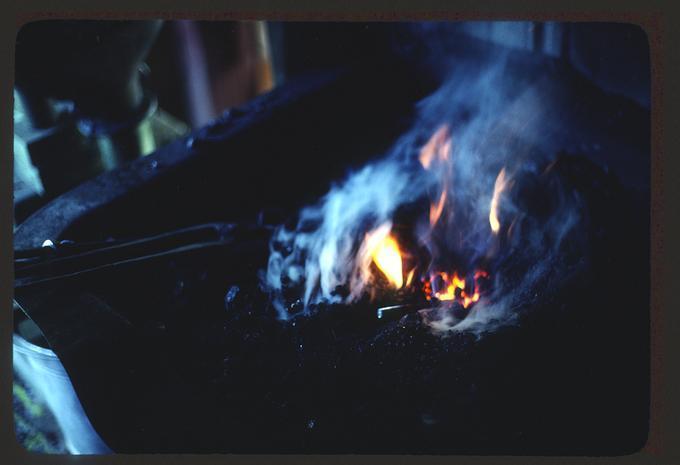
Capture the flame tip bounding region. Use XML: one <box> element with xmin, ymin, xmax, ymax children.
<box><xmin>489</xmin><ymin>167</ymin><xmax>510</xmax><ymax>234</ymax></box>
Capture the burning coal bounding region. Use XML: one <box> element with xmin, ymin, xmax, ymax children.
<box><xmin>264</xmin><ymin>57</ymin><xmax>588</xmax><ymax>334</ymax></box>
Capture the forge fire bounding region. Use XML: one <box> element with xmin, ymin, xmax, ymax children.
<box><xmin>265</xmin><ymin>65</ymin><xmax>593</xmax><ymax>335</ymax></box>
<box><xmin>361</xmin><ymin>124</ymin><xmax>493</xmax><ymax>309</ymax></box>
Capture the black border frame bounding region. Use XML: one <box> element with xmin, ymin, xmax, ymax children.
<box><xmin>1</xmin><ymin>3</ymin><xmax>674</xmax><ymax>465</ymax></box>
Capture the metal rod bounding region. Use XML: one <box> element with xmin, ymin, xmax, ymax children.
<box><xmin>376</xmin><ymin>304</ymin><xmax>419</xmax><ymax>320</ymax></box>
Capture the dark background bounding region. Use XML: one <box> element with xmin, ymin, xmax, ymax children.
<box><xmin>146</xmin><ymin>21</ymin><xmax>651</xmax><ymax>128</ymax></box>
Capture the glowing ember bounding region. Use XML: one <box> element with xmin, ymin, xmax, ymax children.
<box><xmin>424</xmin><ymin>269</ymin><xmax>488</xmax><ymax>309</ymax></box>
<box><xmin>489</xmin><ymin>167</ymin><xmax>511</xmax><ymax>234</ymax></box>
<box><xmin>362</xmin><ymin>224</ymin><xmax>404</xmax><ymax>289</ymax></box>
<box><xmin>433</xmin><ymin>271</ymin><xmax>466</xmax><ymax>301</ymax></box>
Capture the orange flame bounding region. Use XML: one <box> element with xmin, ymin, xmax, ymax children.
<box><xmin>489</xmin><ymin>167</ymin><xmax>510</xmax><ymax>234</ymax></box>
<box><xmin>420</xmin><ymin>124</ymin><xmax>453</xmax><ymax>227</ymax></box>
<box><xmin>419</xmin><ymin>124</ymin><xmax>451</xmax><ymax>169</ymax></box>
<box><xmin>405</xmin><ymin>268</ymin><xmax>416</xmax><ymax>287</ymax></box>
<box><xmin>429</xmin><ymin>189</ymin><xmax>447</xmax><ymax>226</ymax></box>
<box><xmin>362</xmin><ymin>224</ymin><xmax>404</xmax><ymax>289</ymax></box>
<box><xmin>372</xmin><ymin>236</ymin><xmax>403</xmax><ymax>289</ymax></box>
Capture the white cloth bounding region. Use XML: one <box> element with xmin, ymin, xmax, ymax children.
<box><xmin>13</xmin><ymin>335</ymin><xmax>112</xmax><ymax>454</ymax></box>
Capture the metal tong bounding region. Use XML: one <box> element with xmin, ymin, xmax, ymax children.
<box><xmin>14</xmin><ymin>223</ymin><xmax>271</xmax><ymax>289</ymax></box>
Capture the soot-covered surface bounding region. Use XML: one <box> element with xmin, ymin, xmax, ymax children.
<box><xmin>65</xmin><ymin>154</ymin><xmax>648</xmax><ymax>454</ymax></box>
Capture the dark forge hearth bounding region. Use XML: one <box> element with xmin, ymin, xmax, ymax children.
<box><xmin>24</xmin><ymin>153</ymin><xmax>641</xmax><ymax>454</ymax></box>
<box><xmin>199</xmin><ymin>154</ymin><xmax>646</xmax><ymax>454</ymax></box>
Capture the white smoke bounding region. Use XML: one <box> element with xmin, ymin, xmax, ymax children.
<box><xmin>265</xmin><ymin>156</ymin><xmax>421</xmax><ymax>318</ymax></box>
<box><xmin>264</xmin><ymin>53</ymin><xmax>585</xmax><ymax>333</ymax></box>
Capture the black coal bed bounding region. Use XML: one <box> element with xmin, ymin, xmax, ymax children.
<box><xmin>14</xmin><ymin>37</ymin><xmax>650</xmax><ymax>454</ymax></box>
